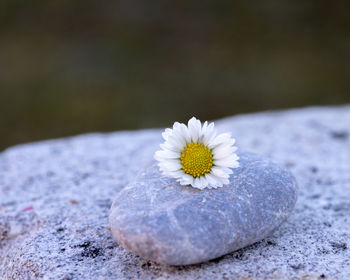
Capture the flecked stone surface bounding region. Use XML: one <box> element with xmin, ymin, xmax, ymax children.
<box><xmin>1</xmin><ymin>105</ymin><xmax>350</xmax><ymax>279</ymax></box>
<box><xmin>109</xmin><ymin>153</ymin><xmax>298</xmax><ymax>265</ymax></box>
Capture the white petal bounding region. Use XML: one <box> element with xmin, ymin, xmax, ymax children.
<box><xmin>221</xmin><ymin>177</ymin><xmax>230</xmax><ymax>185</ymax></box>
<box><xmin>231</xmin><ymin>146</ymin><xmax>238</xmax><ymax>153</ymax></box>
<box><xmin>154</xmin><ymin>150</ymin><xmax>180</xmax><ymax>160</ymax></box>
<box><xmin>212</xmin><ymin>146</ymin><xmax>237</xmax><ymax>160</ymax></box>
<box><xmin>199</xmin><ymin>176</ymin><xmax>208</xmax><ymax>188</ymax></box>
<box><xmin>161</xmin><ymin>128</ymin><xmax>173</xmax><ymax>141</ymax></box>
<box><xmin>188</xmin><ymin>117</ymin><xmax>201</xmax><ymax>143</ymax></box>
<box><xmin>207</xmin><ymin>133</ymin><xmax>232</xmax><ymax>149</ymax></box>
<box><xmin>214</xmin><ymin>157</ymin><xmax>239</xmax><ymax>168</ymax></box>
<box><xmin>221</xmin><ymin>167</ymin><xmax>233</xmax><ymax>175</ymax></box>
<box><xmin>173</xmin><ymin>122</ymin><xmax>190</xmax><ymax>144</ymax></box>
<box><xmin>179</xmin><ymin>123</ymin><xmax>191</xmax><ymax>144</ymax></box>
<box><xmin>178</xmin><ymin>174</ymin><xmax>194</xmax><ymax>185</ymax></box>
<box><xmin>160</xmin><ymin>142</ymin><xmax>182</xmax><ymax>153</ymax></box>
<box><xmin>202</xmin><ymin>123</ymin><xmax>216</xmax><ymax>146</ymax></box>
<box><xmin>212</xmin><ymin>141</ymin><xmax>235</xmax><ymax>152</ymax></box>
<box><xmin>199</xmin><ymin>121</ymin><xmax>208</xmax><ymax>143</ymax></box>
<box><xmin>211</xmin><ymin>166</ymin><xmax>230</xmax><ymax>179</ymax></box>
<box><xmin>166</xmin><ymin>170</ymin><xmax>185</xmax><ymax>178</ymax></box>
<box><xmin>206</xmin><ymin>173</ymin><xmax>223</xmax><ymax>188</ymax></box>
<box><xmin>212</xmin><ymin>173</ymin><xmax>228</xmax><ymax>184</ymax></box>
<box><xmin>170</xmin><ymin>127</ymin><xmax>187</xmax><ymax>147</ymax></box>
<box><xmin>192</xmin><ymin>178</ymin><xmax>202</xmax><ymax>189</ymax></box>
<box><xmin>159</xmin><ymin>160</ymin><xmax>182</xmax><ymax>171</ymax></box>
<box><xmin>214</xmin><ymin>137</ymin><xmax>236</xmax><ymax>147</ymax></box>
<box><xmin>173</xmin><ymin>121</ymin><xmax>181</xmax><ymax>129</ymax></box>
<box><xmin>167</xmin><ymin>133</ymin><xmax>186</xmax><ymax>151</ymax></box>
<box><xmin>212</xmin><ymin>139</ymin><xmax>236</xmax><ymax>153</ymax></box>
<box><xmin>205</xmin><ymin>173</ymin><xmax>218</xmax><ymax>186</ymax></box>
<box><xmin>201</xmin><ymin>121</ymin><xmax>208</xmax><ymax>133</ymax></box>
<box><xmin>178</xmin><ymin>180</ymin><xmax>188</xmax><ymax>186</ymax></box>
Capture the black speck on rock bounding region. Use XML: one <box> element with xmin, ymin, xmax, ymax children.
<box><xmin>79</xmin><ymin>242</ymin><xmax>103</xmax><ymax>258</ymax></box>
<box><xmin>318</xmin><ymin>247</ymin><xmax>329</xmax><ymax>255</ymax></box>
<box><xmin>309</xmin><ymin>194</ymin><xmax>321</xmax><ymax>199</ymax></box>
<box><xmin>76</xmin><ymin>241</ymin><xmax>91</xmax><ymax>248</ymax></box>
<box><xmin>72</xmin><ymin>241</ymin><xmax>104</xmax><ymax>258</ymax></box>
<box><xmin>322</xmin><ymin>204</ymin><xmax>332</xmax><ymax>210</ymax></box>
<box><xmin>290</xmin><ymin>263</ymin><xmax>304</xmax><ymax>270</ymax></box>
<box><xmin>234</xmin><ymin>251</ymin><xmax>245</xmax><ymax>260</ymax></box>
<box><xmin>141</xmin><ymin>261</ymin><xmax>152</xmax><ymax>268</ymax></box>
<box><xmin>267</xmin><ymin>240</ymin><xmax>277</xmax><ymax>246</ymax></box>
<box><xmin>310</xmin><ymin>166</ymin><xmax>319</xmax><ymax>173</ymax></box>
<box><xmin>46</xmin><ymin>171</ymin><xmax>55</xmax><ymax>177</ymax></box>
<box><xmin>323</xmin><ymin>222</ymin><xmax>332</xmax><ymax>227</ymax></box>
<box><xmin>330</xmin><ymin>241</ymin><xmax>347</xmax><ymax>251</ymax></box>
<box><xmin>81</xmin><ymin>246</ymin><xmax>103</xmax><ymax>258</ymax></box>
<box><xmin>330</xmin><ymin>130</ymin><xmax>348</xmax><ymax>140</ymax></box>
<box><xmin>332</xmin><ymin>203</ymin><xmax>350</xmax><ymax>212</ymax></box>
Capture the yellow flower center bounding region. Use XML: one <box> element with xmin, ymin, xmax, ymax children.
<box><xmin>180</xmin><ymin>143</ymin><xmax>213</xmax><ymax>178</ymax></box>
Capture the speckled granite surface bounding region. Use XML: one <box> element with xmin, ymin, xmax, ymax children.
<box><xmin>1</xmin><ymin>105</ymin><xmax>350</xmax><ymax>279</ymax></box>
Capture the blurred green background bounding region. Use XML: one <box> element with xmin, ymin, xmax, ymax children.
<box><xmin>1</xmin><ymin>1</ymin><xmax>350</xmax><ymax>150</ymax></box>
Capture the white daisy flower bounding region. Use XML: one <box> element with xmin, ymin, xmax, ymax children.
<box><xmin>154</xmin><ymin>117</ymin><xmax>239</xmax><ymax>189</ymax></box>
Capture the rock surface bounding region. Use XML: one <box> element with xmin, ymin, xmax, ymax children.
<box><xmin>109</xmin><ymin>153</ymin><xmax>297</xmax><ymax>265</ymax></box>
<box><xmin>1</xmin><ymin>105</ymin><xmax>350</xmax><ymax>279</ymax></box>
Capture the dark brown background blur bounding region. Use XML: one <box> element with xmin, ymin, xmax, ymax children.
<box><xmin>1</xmin><ymin>1</ymin><xmax>350</xmax><ymax>151</ymax></box>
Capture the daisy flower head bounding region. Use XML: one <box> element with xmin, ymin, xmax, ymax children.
<box><xmin>154</xmin><ymin>117</ymin><xmax>239</xmax><ymax>189</ymax></box>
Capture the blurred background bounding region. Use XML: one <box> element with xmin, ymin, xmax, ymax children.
<box><xmin>1</xmin><ymin>0</ymin><xmax>350</xmax><ymax>150</ymax></box>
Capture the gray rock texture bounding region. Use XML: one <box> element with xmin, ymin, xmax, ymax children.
<box><xmin>109</xmin><ymin>153</ymin><xmax>298</xmax><ymax>265</ymax></box>
<box><xmin>0</xmin><ymin>105</ymin><xmax>350</xmax><ymax>279</ymax></box>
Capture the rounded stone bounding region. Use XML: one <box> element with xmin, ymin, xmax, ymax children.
<box><xmin>109</xmin><ymin>152</ymin><xmax>298</xmax><ymax>265</ymax></box>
